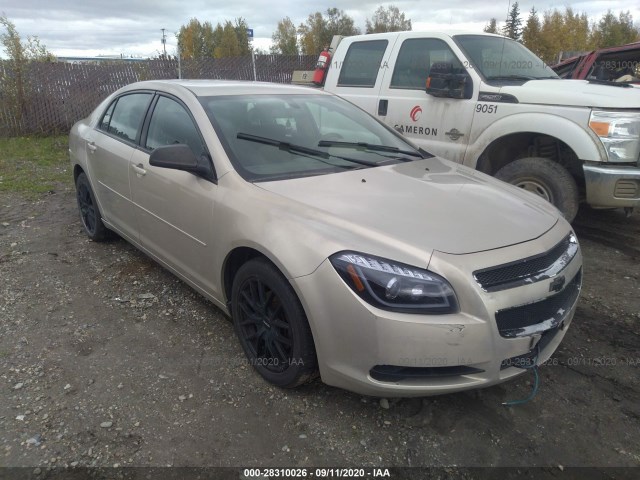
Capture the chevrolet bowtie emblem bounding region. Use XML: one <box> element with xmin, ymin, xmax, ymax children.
<box><xmin>549</xmin><ymin>276</ymin><xmax>566</xmax><ymax>293</ymax></box>
<box><xmin>445</xmin><ymin>128</ymin><xmax>465</xmax><ymax>141</ymax></box>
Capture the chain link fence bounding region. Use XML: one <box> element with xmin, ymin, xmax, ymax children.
<box><xmin>0</xmin><ymin>55</ymin><xmax>316</xmax><ymax>137</ymax></box>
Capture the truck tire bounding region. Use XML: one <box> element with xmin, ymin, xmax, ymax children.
<box><xmin>495</xmin><ymin>157</ymin><xmax>579</xmax><ymax>222</ymax></box>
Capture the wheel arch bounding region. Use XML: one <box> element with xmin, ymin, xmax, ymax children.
<box><xmin>474</xmin><ymin>132</ymin><xmax>587</xmax><ymax>197</ymax></box>
<box><xmin>467</xmin><ymin>113</ymin><xmax>604</xmax><ymax>175</ymax></box>
<box><xmin>73</xmin><ymin>164</ymin><xmax>86</xmax><ymax>184</ymax></box>
<box><xmin>222</xmin><ymin>246</ymin><xmax>297</xmax><ymax>308</ymax></box>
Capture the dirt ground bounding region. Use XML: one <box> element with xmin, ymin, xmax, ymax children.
<box><xmin>0</xmin><ymin>185</ymin><xmax>639</xmax><ymax>476</ymax></box>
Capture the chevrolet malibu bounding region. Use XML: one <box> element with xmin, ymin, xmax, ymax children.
<box><xmin>69</xmin><ymin>80</ymin><xmax>582</xmax><ymax>397</ymax></box>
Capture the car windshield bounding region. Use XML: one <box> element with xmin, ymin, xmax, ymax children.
<box><xmin>455</xmin><ymin>34</ymin><xmax>558</xmax><ymax>81</ymax></box>
<box><xmin>200</xmin><ymin>94</ymin><xmax>422</xmax><ymax>181</ymax></box>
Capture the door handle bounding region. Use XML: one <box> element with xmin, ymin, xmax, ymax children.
<box><xmin>378</xmin><ymin>99</ymin><xmax>388</xmax><ymax>116</ymax></box>
<box><xmin>132</xmin><ymin>163</ymin><xmax>146</xmax><ymax>176</ymax></box>
<box><xmin>87</xmin><ymin>141</ymin><xmax>97</xmax><ymax>152</ymax></box>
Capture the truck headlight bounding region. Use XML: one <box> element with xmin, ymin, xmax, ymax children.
<box><xmin>330</xmin><ymin>252</ymin><xmax>458</xmax><ymax>314</ymax></box>
<box><xmin>589</xmin><ymin>110</ymin><xmax>640</xmax><ymax>163</ymax></box>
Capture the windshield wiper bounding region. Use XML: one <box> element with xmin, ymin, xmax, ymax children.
<box><xmin>318</xmin><ymin>140</ymin><xmax>423</xmax><ymax>158</ymax></box>
<box><xmin>237</xmin><ymin>133</ymin><xmax>380</xmax><ymax>168</ymax></box>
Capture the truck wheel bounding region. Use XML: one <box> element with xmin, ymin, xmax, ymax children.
<box><xmin>495</xmin><ymin>157</ymin><xmax>579</xmax><ymax>222</ymax></box>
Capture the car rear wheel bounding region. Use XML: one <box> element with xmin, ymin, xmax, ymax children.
<box><xmin>495</xmin><ymin>157</ymin><xmax>579</xmax><ymax>222</ymax></box>
<box><xmin>75</xmin><ymin>172</ymin><xmax>110</xmax><ymax>241</ymax></box>
<box><xmin>231</xmin><ymin>258</ymin><xmax>318</xmax><ymax>388</ymax></box>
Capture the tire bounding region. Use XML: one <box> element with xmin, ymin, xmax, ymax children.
<box><xmin>495</xmin><ymin>157</ymin><xmax>579</xmax><ymax>222</ymax></box>
<box><xmin>75</xmin><ymin>172</ymin><xmax>110</xmax><ymax>241</ymax></box>
<box><xmin>231</xmin><ymin>258</ymin><xmax>318</xmax><ymax>388</ymax></box>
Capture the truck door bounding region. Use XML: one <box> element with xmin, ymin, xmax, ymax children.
<box><xmin>324</xmin><ymin>37</ymin><xmax>397</xmax><ymax>116</ymax></box>
<box><xmin>378</xmin><ymin>36</ymin><xmax>477</xmax><ymax>163</ymax></box>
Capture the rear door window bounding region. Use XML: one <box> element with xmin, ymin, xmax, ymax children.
<box><xmin>337</xmin><ymin>40</ymin><xmax>388</xmax><ymax>87</ymax></box>
<box><xmin>100</xmin><ymin>93</ymin><xmax>152</xmax><ymax>143</ymax></box>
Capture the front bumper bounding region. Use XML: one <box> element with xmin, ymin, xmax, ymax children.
<box><xmin>583</xmin><ymin>163</ymin><xmax>640</xmax><ymax>208</ymax></box>
<box><xmin>293</xmin><ymin>221</ymin><xmax>582</xmax><ymax>397</ymax></box>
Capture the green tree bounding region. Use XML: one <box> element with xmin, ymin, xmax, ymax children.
<box><xmin>214</xmin><ymin>21</ymin><xmax>242</xmax><ymax>58</ymax></box>
<box><xmin>298</xmin><ymin>8</ymin><xmax>360</xmax><ymax>55</ymax></box>
<box><xmin>233</xmin><ymin>18</ymin><xmax>251</xmax><ymax>56</ymax></box>
<box><xmin>177</xmin><ymin>18</ymin><xmax>216</xmax><ymax>59</ymax></box>
<box><xmin>271</xmin><ymin>17</ymin><xmax>298</xmax><ymax>54</ymax></box>
<box><xmin>502</xmin><ymin>2</ymin><xmax>523</xmax><ymax>40</ymax></box>
<box><xmin>591</xmin><ymin>10</ymin><xmax>640</xmax><ymax>47</ymax></box>
<box><xmin>522</xmin><ymin>8</ymin><xmax>542</xmax><ymax>56</ymax></box>
<box><xmin>178</xmin><ymin>17</ymin><xmax>250</xmax><ymax>59</ymax></box>
<box><xmin>326</xmin><ymin>8</ymin><xmax>359</xmax><ymax>38</ymax></box>
<box><xmin>0</xmin><ymin>15</ymin><xmax>55</xmax><ymax>132</ymax></box>
<box><xmin>538</xmin><ymin>9</ymin><xmax>565</xmax><ymax>63</ymax></box>
<box><xmin>483</xmin><ymin>18</ymin><xmax>498</xmax><ymax>34</ymax></box>
<box><xmin>562</xmin><ymin>8</ymin><xmax>591</xmax><ymax>52</ymax></box>
<box><xmin>0</xmin><ymin>15</ymin><xmax>54</xmax><ymax>62</ymax></box>
<box><xmin>532</xmin><ymin>7</ymin><xmax>596</xmax><ymax>64</ymax></box>
<box><xmin>493</xmin><ymin>7</ymin><xmax>640</xmax><ymax>64</ymax></box>
<box><xmin>365</xmin><ymin>5</ymin><xmax>412</xmax><ymax>34</ymax></box>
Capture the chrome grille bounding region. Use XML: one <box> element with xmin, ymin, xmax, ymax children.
<box><xmin>495</xmin><ymin>269</ymin><xmax>582</xmax><ymax>338</ymax></box>
<box><xmin>473</xmin><ymin>234</ymin><xmax>578</xmax><ymax>292</ymax></box>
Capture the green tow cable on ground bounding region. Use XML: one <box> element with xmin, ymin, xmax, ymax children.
<box><xmin>502</xmin><ymin>343</ymin><xmax>541</xmax><ymax>407</ymax></box>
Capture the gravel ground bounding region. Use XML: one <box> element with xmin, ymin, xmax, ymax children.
<box><xmin>0</xmin><ymin>188</ymin><xmax>639</xmax><ymax>476</ymax></box>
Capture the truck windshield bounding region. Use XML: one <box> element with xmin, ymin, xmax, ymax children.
<box><xmin>454</xmin><ymin>35</ymin><xmax>558</xmax><ymax>81</ymax></box>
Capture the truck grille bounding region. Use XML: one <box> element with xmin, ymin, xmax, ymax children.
<box><xmin>473</xmin><ymin>234</ymin><xmax>578</xmax><ymax>292</ymax></box>
<box><xmin>495</xmin><ymin>269</ymin><xmax>582</xmax><ymax>338</ymax></box>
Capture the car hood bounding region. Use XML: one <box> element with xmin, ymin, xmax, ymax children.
<box><xmin>257</xmin><ymin>157</ymin><xmax>558</xmax><ymax>256</ymax></box>
<box><xmin>500</xmin><ymin>79</ymin><xmax>640</xmax><ymax>108</ymax></box>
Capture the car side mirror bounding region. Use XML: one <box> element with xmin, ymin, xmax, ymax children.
<box><xmin>426</xmin><ymin>62</ymin><xmax>471</xmax><ymax>99</ymax></box>
<box><xmin>149</xmin><ymin>144</ymin><xmax>215</xmax><ymax>182</ymax></box>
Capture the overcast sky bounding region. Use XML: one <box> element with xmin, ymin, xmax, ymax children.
<box><xmin>1</xmin><ymin>1</ymin><xmax>639</xmax><ymax>58</ymax></box>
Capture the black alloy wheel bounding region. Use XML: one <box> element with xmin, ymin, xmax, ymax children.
<box><xmin>75</xmin><ymin>172</ymin><xmax>109</xmax><ymax>241</ymax></box>
<box><xmin>231</xmin><ymin>258</ymin><xmax>317</xmax><ymax>388</ymax></box>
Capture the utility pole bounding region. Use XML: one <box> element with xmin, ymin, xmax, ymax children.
<box><xmin>161</xmin><ymin>28</ymin><xmax>167</xmax><ymax>57</ymax></box>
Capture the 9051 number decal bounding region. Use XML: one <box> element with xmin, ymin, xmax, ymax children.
<box><xmin>476</xmin><ymin>104</ymin><xmax>498</xmax><ymax>114</ymax></box>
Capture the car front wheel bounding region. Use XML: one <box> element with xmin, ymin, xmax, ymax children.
<box><xmin>231</xmin><ymin>258</ymin><xmax>318</xmax><ymax>388</ymax></box>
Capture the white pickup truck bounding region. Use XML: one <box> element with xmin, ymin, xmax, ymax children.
<box><xmin>315</xmin><ymin>32</ymin><xmax>640</xmax><ymax>221</ymax></box>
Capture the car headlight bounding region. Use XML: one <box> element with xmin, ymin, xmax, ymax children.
<box><xmin>589</xmin><ymin>110</ymin><xmax>640</xmax><ymax>163</ymax></box>
<box><xmin>330</xmin><ymin>252</ymin><xmax>458</xmax><ymax>314</ymax></box>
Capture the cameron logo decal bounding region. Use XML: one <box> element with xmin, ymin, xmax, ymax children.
<box><xmin>410</xmin><ymin>105</ymin><xmax>422</xmax><ymax>122</ymax></box>
<box><xmin>396</xmin><ymin>106</ymin><xmax>436</xmax><ymax>136</ymax></box>
<box><xmin>394</xmin><ymin>125</ymin><xmax>438</xmax><ymax>136</ymax></box>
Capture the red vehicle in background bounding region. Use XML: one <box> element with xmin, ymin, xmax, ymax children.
<box><xmin>552</xmin><ymin>41</ymin><xmax>640</xmax><ymax>85</ymax></box>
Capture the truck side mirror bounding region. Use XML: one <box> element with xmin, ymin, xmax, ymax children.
<box><xmin>426</xmin><ymin>62</ymin><xmax>471</xmax><ymax>99</ymax></box>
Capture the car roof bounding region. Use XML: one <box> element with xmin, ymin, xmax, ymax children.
<box><xmin>119</xmin><ymin>80</ymin><xmax>324</xmax><ymax>98</ymax></box>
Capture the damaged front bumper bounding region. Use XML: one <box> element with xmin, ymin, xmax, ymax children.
<box><xmin>293</xmin><ymin>221</ymin><xmax>582</xmax><ymax>397</ymax></box>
